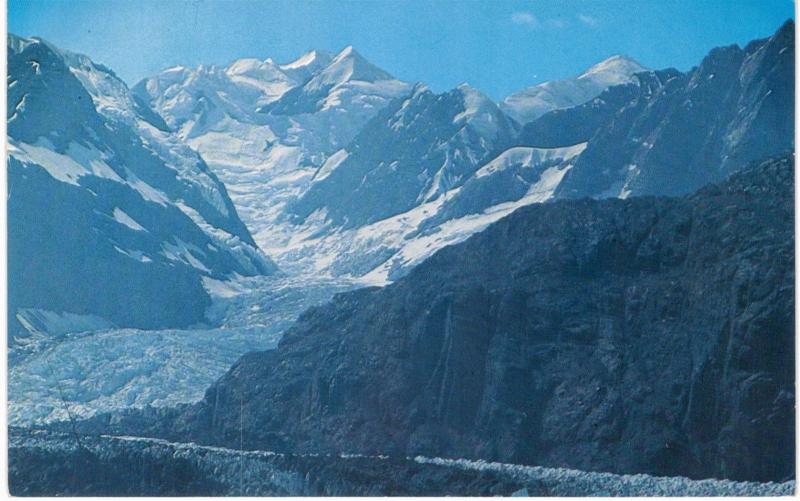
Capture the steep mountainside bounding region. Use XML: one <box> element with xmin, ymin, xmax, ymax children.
<box><xmin>90</xmin><ymin>154</ymin><xmax>794</xmax><ymax>483</ymax></box>
<box><xmin>514</xmin><ymin>82</ymin><xmax>642</xmax><ymax>148</ymax></box>
<box><xmin>553</xmin><ymin>20</ymin><xmax>794</xmax><ymax>199</ymax></box>
<box><xmin>276</xmin><ymin>22</ymin><xmax>792</xmax><ymax>282</ymax></box>
<box><xmin>7</xmin><ymin>35</ymin><xmax>275</xmax><ymax>349</ymax></box>
<box><xmin>289</xmin><ymin>83</ymin><xmax>518</xmax><ymax>228</ymax></box>
<box><xmin>273</xmin><ymin>141</ymin><xmax>585</xmax><ymax>283</ymax></box>
<box><xmin>501</xmin><ymin>55</ymin><xmax>647</xmax><ymax>124</ymax></box>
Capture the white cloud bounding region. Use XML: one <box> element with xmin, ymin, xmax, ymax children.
<box><xmin>511</xmin><ymin>11</ymin><xmax>540</xmax><ymax>28</ymax></box>
<box><xmin>578</xmin><ymin>14</ymin><xmax>599</xmax><ymax>27</ymax></box>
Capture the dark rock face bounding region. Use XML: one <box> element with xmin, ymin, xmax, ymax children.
<box><xmin>102</xmin><ymin>155</ymin><xmax>793</xmax><ymax>483</ymax></box>
<box><xmin>521</xmin><ymin>21</ymin><xmax>794</xmax><ymax>201</ymax></box>
<box><xmin>515</xmin><ymin>82</ymin><xmax>641</xmax><ymax>148</ymax></box>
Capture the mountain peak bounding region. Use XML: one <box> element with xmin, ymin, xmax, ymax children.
<box><xmin>8</xmin><ymin>33</ymin><xmax>36</xmax><ymax>55</ymax></box>
<box><xmin>334</xmin><ymin>45</ymin><xmax>358</xmax><ymax>60</ymax></box>
<box><xmin>579</xmin><ymin>54</ymin><xmax>648</xmax><ymax>82</ymax></box>
<box><xmin>455</xmin><ymin>82</ymin><xmax>492</xmax><ymax>101</ymax></box>
<box><xmin>501</xmin><ymin>54</ymin><xmax>648</xmax><ymax>124</ymax></box>
<box><xmin>280</xmin><ymin>49</ymin><xmax>332</xmax><ymax>71</ymax></box>
<box><xmin>453</xmin><ymin>83</ymin><xmax>509</xmax><ymax>140</ymax></box>
<box><xmin>306</xmin><ymin>45</ymin><xmax>394</xmax><ymax>89</ymax></box>
<box><xmin>226</xmin><ymin>57</ymin><xmax>279</xmax><ymax>76</ymax></box>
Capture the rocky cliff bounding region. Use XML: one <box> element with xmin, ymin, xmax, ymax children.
<box><xmin>86</xmin><ymin>154</ymin><xmax>794</xmax><ymax>483</ymax></box>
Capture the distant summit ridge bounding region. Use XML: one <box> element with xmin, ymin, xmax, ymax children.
<box><xmin>502</xmin><ymin>54</ymin><xmax>648</xmax><ymax>124</ymax></box>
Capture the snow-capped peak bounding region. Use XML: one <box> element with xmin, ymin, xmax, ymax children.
<box><xmin>12</xmin><ymin>34</ymin><xmax>146</xmax><ymax>125</ymax></box>
<box><xmin>334</xmin><ymin>45</ymin><xmax>358</xmax><ymax>60</ymax></box>
<box><xmin>305</xmin><ymin>46</ymin><xmax>394</xmax><ymax>91</ymax></box>
<box><xmin>455</xmin><ymin>82</ymin><xmax>495</xmax><ymax>109</ymax></box>
<box><xmin>501</xmin><ymin>54</ymin><xmax>649</xmax><ymax>124</ymax></box>
<box><xmin>578</xmin><ymin>54</ymin><xmax>647</xmax><ymax>86</ymax></box>
<box><xmin>281</xmin><ymin>49</ymin><xmax>332</xmax><ymax>70</ymax></box>
<box><xmin>224</xmin><ymin>57</ymin><xmax>290</xmax><ymax>85</ymax></box>
<box><xmin>453</xmin><ymin>83</ymin><xmax>506</xmax><ymax>139</ymax></box>
<box><xmin>226</xmin><ymin>58</ymin><xmax>276</xmax><ymax>75</ymax></box>
<box><xmin>8</xmin><ymin>33</ymin><xmax>38</xmax><ymax>54</ymax></box>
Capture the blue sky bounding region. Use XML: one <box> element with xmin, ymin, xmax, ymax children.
<box><xmin>8</xmin><ymin>0</ymin><xmax>795</xmax><ymax>99</ymax></box>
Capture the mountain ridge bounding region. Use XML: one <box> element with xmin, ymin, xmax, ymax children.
<box><xmin>7</xmin><ymin>33</ymin><xmax>275</xmax><ymax>348</ymax></box>
<box><xmin>501</xmin><ymin>54</ymin><xmax>648</xmax><ymax>124</ymax></box>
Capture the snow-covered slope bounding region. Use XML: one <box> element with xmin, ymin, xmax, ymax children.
<box><xmin>138</xmin><ymin>50</ymin><xmax>595</xmax><ymax>282</ymax></box>
<box><xmin>135</xmin><ymin>46</ymin><xmax>412</xmax><ymax>258</ymax></box>
<box><xmin>7</xmin><ymin>34</ymin><xmax>275</xmax><ymax>349</ymax></box>
<box><xmin>501</xmin><ymin>55</ymin><xmax>647</xmax><ymax>124</ymax></box>
<box><xmin>133</xmin><ymin>49</ymin><xmax>332</xmax><ymax>138</ymax></box>
<box><xmin>273</xmin><ymin>143</ymin><xmax>585</xmax><ymax>284</ymax></box>
<box><xmin>135</xmin><ymin>51</ymin><xmax>652</xmax><ymax>285</ymax></box>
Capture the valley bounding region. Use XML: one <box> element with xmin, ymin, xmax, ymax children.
<box><xmin>5</xmin><ymin>16</ymin><xmax>796</xmax><ymax>496</ymax></box>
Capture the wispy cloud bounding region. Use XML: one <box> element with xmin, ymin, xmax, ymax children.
<box><xmin>577</xmin><ymin>14</ymin><xmax>599</xmax><ymax>27</ymax></box>
<box><xmin>511</xmin><ymin>11</ymin><xmax>540</xmax><ymax>28</ymax></box>
<box><xmin>512</xmin><ymin>11</ymin><xmax>571</xmax><ymax>30</ymax></box>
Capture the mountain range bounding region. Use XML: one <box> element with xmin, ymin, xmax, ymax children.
<box><xmin>132</xmin><ymin>20</ymin><xmax>794</xmax><ymax>284</ymax></box>
<box><xmin>6</xmin><ymin>18</ymin><xmax>796</xmax><ymax>494</ymax></box>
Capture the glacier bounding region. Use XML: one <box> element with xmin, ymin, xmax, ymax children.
<box><xmin>9</xmin><ymin>273</ymin><xmax>359</xmax><ymax>426</ymax></box>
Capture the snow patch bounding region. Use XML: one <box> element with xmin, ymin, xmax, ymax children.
<box><xmin>202</xmin><ymin>276</ymin><xmax>247</xmax><ymax>298</ymax></box>
<box><xmin>313</xmin><ymin>149</ymin><xmax>349</xmax><ymax>182</ymax></box>
<box><xmin>112</xmin><ymin>208</ymin><xmax>146</xmax><ymax>231</ymax></box>
<box><xmin>475</xmin><ymin>143</ymin><xmax>587</xmax><ymax>178</ymax></box>
<box><xmin>161</xmin><ymin>238</ymin><xmax>211</xmax><ymax>273</ymax></box>
<box><xmin>8</xmin><ymin>139</ymin><xmax>124</xmax><ymax>186</ymax></box>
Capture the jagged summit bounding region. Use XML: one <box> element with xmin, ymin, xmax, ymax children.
<box><xmin>452</xmin><ymin>83</ymin><xmax>510</xmax><ymax>139</ymax></box>
<box><xmin>304</xmin><ymin>45</ymin><xmax>394</xmax><ymax>90</ymax></box>
<box><xmin>281</xmin><ymin>49</ymin><xmax>330</xmax><ymax>69</ymax></box>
